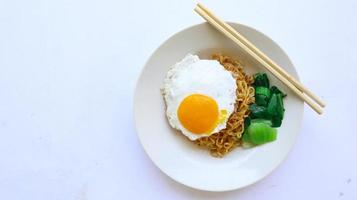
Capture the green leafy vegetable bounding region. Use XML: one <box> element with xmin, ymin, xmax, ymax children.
<box><xmin>267</xmin><ymin>93</ymin><xmax>285</xmax><ymax>127</ymax></box>
<box><xmin>243</xmin><ymin>72</ymin><xmax>286</xmax><ymax>147</ymax></box>
<box><xmin>256</xmin><ymin>87</ymin><xmax>271</xmax><ymax>97</ymax></box>
<box><xmin>276</xmin><ymin>93</ymin><xmax>284</xmax><ymax>117</ymax></box>
<box><xmin>242</xmin><ymin>117</ymin><xmax>251</xmax><ymax>143</ymax></box>
<box><xmin>267</xmin><ymin>93</ymin><xmax>278</xmax><ymax>116</ymax></box>
<box><xmin>253</xmin><ymin>73</ymin><xmax>270</xmax><ymax>88</ymax></box>
<box><xmin>242</xmin><ymin>130</ymin><xmax>251</xmax><ymax>143</ymax></box>
<box><xmin>249</xmin><ymin>104</ymin><xmax>268</xmax><ymax>119</ymax></box>
<box><xmin>246</xmin><ymin>122</ymin><xmax>277</xmax><ymax>145</ymax></box>
<box><xmin>251</xmin><ymin>119</ymin><xmax>272</xmax><ymax>126</ymax></box>
<box><xmin>270</xmin><ymin>86</ymin><xmax>286</xmax><ymax>97</ymax></box>
<box><xmin>244</xmin><ymin>117</ymin><xmax>251</xmax><ymax>129</ymax></box>
<box><xmin>255</xmin><ymin>87</ymin><xmax>271</xmax><ymax>106</ymax></box>
<box><xmin>271</xmin><ymin>116</ymin><xmax>282</xmax><ymax>127</ymax></box>
<box><xmin>255</xmin><ymin>95</ymin><xmax>266</xmax><ymax>106</ymax></box>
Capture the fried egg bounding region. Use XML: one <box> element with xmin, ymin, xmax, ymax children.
<box><xmin>162</xmin><ymin>54</ymin><xmax>237</xmax><ymax>140</ymax></box>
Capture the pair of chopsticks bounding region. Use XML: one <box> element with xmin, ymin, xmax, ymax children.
<box><xmin>194</xmin><ymin>3</ymin><xmax>325</xmax><ymax>114</ymax></box>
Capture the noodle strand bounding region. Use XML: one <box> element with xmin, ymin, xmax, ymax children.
<box><xmin>194</xmin><ymin>53</ymin><xmax>255</xmax><ymax>157</ymax></box>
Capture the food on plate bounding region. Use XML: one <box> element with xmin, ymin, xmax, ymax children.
<box><xmin>242</xmin><ymin>72</ymin><xmax>286</xmax><ymax>148</ymax></box>
<box><xmin>161</xmin><ymin>53</ymin><xmax>286</xmax><ymax>157</ymax></box>
<box><xmin>162</xmin><ymin>54</ymin><xmax>237</xmax><ymax>141</ymax></box>
<box><xmin>242</xmin><ymin>119</ymin><xmax>277</xmax><ymax>146</ymax></box>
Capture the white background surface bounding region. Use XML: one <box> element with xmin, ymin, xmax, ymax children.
<box><xmin>0</xmin><ymin>0</ymin><xmax>356</xmax><ymax>199</ymax></box>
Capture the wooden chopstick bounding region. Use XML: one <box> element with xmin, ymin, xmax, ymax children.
<box><xmin>197</xmin><ymin>3</ymin><xmax>326</xmax><ymax>108</ymax></box>
<box><xmin>194</xmin><ymin>5</ymin><xmax>323</xmax><ymax>114</ymax></box>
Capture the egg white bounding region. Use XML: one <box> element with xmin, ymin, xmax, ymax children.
<box><xmin>162</xmin><ymin>54</ymin><xmax>237</xmax><ymax>140</ymax></box>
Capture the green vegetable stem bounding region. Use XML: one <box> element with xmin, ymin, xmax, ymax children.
<box><xmin>243</xmin><ymin>122</ymin><xmax>277</xmax><ymax>145</ymax></box>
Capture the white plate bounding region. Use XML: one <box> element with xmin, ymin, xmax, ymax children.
<box><xmin>134</xmin><ymin>22</ymin><xmax>303</xmax><ymax>191</ymax></box>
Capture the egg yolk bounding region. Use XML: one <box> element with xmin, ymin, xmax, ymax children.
<box><xmin>177</xmin><ymin>94</ymin><xmax>219</xmax><ymax>134</ymax></box>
